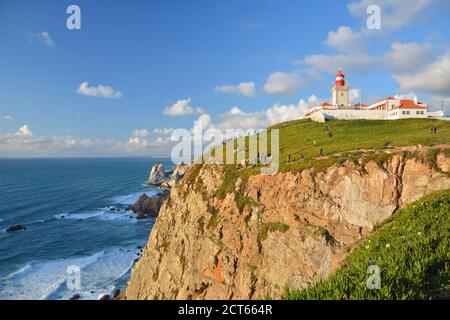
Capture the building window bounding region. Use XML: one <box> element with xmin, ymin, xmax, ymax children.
<box><xmin>407</xmin><ymin>111</ymin><xmax>410</xmax><ymax>115</ymax></box>
<box><xmin>402</xmin><ymin>111</ymin><xmax>406</xmax><ymax>115</ymax></box>
<box><xmin>416</xmin><ymin>111</ymin><xmax>420</xmax><ymax>114</ymax></box>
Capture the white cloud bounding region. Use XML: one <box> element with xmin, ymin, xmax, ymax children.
<box><xmin>428</xmin><ymin>95</ymin><xmax>450</xmax><ymax>114</ymax></box>
<box><xmin>229</xmin><ymin>106</ymin><xmax>244</xmax><ymax>115</ymax></box>
<box><xmin>394</xmin><ymin>53</ymin><xmax>450</xmax><ymax>95</ymax></box>
<box><xmin>394</xmin><ymin>92</ymin><xmax>419</xmax><ymax>100</ymax></box>
<box><xmin>131</xmin><ymin>129</ymin><xmax>149</xmax><ymax>138</ymax></box>
<box><xmin>128</xmin><ymin>136</ymin><xmax>148</xmax><ymax>147</ymax></box>
<box><xmin>301</xmin><ymin>53</ymin><xmax>378</xmax><ymax>75</ymax></box>
<box><xmin>0</xmin><ymin>126</ymin><xmax>175</xmax><ymax>157</ymax></box>
<box><xmin>162</xmin><ymin>98</ymin><xmax>205</xmax><ymax>116</ymax></box>
<box><xmin>25</xmin><ymin>31</ymin><xmax>55</xmax><ymax>48</ymax></box>
<box><xmin>326</xmin><ymin>26</ymin><xmax>365</xmax><ymax>53</ymax></box>
<box><xmin>349</xmin><ymin>89</ymin><xmax>362</xmax><ymax>104</ymax></box>
<box><xmin>214</xmin><ymin>82</ymin><xmax>256</xmax><ymax>97</ymax></box>
<box><xmin>17</xmin><ymin>124</ymin><xmax>33</xmax><ymax>137</ymax></box>
<box><xmin>265</xmin><ymin>96</ymin><xmax>320</xmax><ymax>124</ymax></box>
<box><xmin>1</xmin><ymin>115</ymin><xmax>13</xmax><ymax>121</ymax></box>
<box><xmin>153</xmin><ymin>128</ymin><xmax>175</xmax><ymax>136</ymax></box>
<box><xmin>384</xmin><ymin>42</ymin><xmax>437</xmax><ymax>74</ymax></box>
<box><xmin>216</xmin><ymin>108</ymin><xmax>267</xmax><ymax>130</ymax></box>
<box><xmin>192</xmin><ymin>114</ymin><xmax>212</xmax><ymax>135</ymax></box>
<box><xmin>263</xmin><ymin>72</ymin><xmax>304</xmax><ymax>96</ymax></box>
<box><xmin>214</xmin><ymin>95</ymin><xmax>322</xmax><ymax>131</ymax></box>
<box><xmin>76</xmin><ymin>82</ymin><xmax>123</xmax><ymax>99</ymax></box>
<box><xmin>36</xmin><ymin>32</ymin><xmax>55</xmax><ymax>47</ymax></box>
<box><xmin>128</xmin><ymin>127</ymin><xmax>178</xmax><ymax>150</ymax></box>
<box><xmin>149</xmin><ymin>137</ymin><xmax>167</xmax><ymax>147</ymax></box>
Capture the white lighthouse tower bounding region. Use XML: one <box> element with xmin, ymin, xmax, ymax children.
<box><xmin>331</xmin><ymin>69</ymin><xmax>351</xmax><ymax>108</ymax></box>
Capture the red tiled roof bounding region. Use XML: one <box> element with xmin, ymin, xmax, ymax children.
<box><xmin>391</xmin><ymin>100</ymin><xmax>427</xmax><ymax>110</ymax></box>
<box><xmin>354</xmin><ymin>103</ymin><xmax>367</xmax><ymax>107</ymax></box>
<box><xmin>320</xmin><ymin>102</ymin><xmax>333</xmax><ymax>106</ymax></box>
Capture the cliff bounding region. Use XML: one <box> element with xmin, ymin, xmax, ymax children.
<box><xmin>125</xmin><ymin>146</ymin><xmax>450</xmax><ymax>300</ymax></box>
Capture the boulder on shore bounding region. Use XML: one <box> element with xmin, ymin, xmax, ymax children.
<box><xmin>6</xmin><ymin>225</ymin><xmax>26</xmax><ymax>233</ymax></box>
<box><xmin>69</xmin><ymin>294</ymin><xmax>81</xmax><ymax>300</ymax></box>
<box><xmin>98</xmin><ymin>294</ymin><xmax>110</xmax><ymax>300</ymax></box>
<box><xmin>126</xmin><ymin>191</ymin><xmax>170</xmax><ymax>219</ymax></box>
<box><xmin>147</xmin><ymin>163</ymin><xmax>168</xmax><ymax>186</ymax></box>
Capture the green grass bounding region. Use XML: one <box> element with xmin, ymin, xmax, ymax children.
<box><xmin>284</xmin><ymin>190</ymin><xmax>450</xmax><ymax>300</ymax></box>
<box><xmin>211</xmin><ymin>118</ymin><xmax>449</xmax><ymax>173</ymax></box>
<box><xmin>208</xmin><ymin>206</ymin><xmax>221</xmax><ymax>229</ymax></box>
<box><xmin>214</xmin><ymin>167</ymin><xmax>239</xmax><ymax>199</ymax></box>
<box><xmin>258</xmin><ymin>222</ymin><xmax>290</xmax><ymax>243</ymax></box>
<box><xmin>276</xmin><ymin>118</ymin><xmax>449</xmax><ymax>172</ymax></box>
<box><xmin>236</xmin><ymin>195</ymin><xmax>260</xmax><ymax>212</ymax></box>
<box><xmin>206</xmin><ymin>118</ymin><xmax>449</xmax><ymax>198</ymax></box>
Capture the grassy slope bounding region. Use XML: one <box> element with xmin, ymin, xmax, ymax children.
<box><xmin>284</xmin><ymin>190</ymin><xmax>450</xmax><ymax>300</ymax></box>
<box><xmin>273</xmin><ymin>118</ymin><xmax>450</xmax><ymax>172</ymax></box>
<box><xmin>209</xmin><ymin>118</ymin><xmax>450</xmax><ymax>196</ymax></box>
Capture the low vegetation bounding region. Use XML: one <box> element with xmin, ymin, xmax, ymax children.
<box><xmin>284</xmin><ymin>190</ymin><xmax>450</xmax><ymax>300</ymax></box>
<box><xmin>258</xmin><ymin>222</ymin><xmax>290</xmax><ymax>243</ymax></box>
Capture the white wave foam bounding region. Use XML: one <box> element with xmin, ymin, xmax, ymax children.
<box><xmin>54</xmin><ymin>209</ymin><xmax>136</xmax><ymax>222</ymax></box>
<box><xmin>28</xmin><ymin>219</ymin><xmax>46</xmax><ymax>225</ymax></box>
<box><xmin>0</xmin><ymin>247</ymin><xmax>141</xmax><ymax>300</ymax></box>
<box><xmin>113</xmin><ymin>190</ymin><xmax>157</xmax><ymax>205</ymax></box>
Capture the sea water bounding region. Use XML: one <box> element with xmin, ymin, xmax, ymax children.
<box><xmin>0</xmin><ymin>158</ymin><xmax>172</xmax><ymax>300</ymax></box>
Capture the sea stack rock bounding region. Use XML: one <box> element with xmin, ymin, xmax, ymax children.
<box><xmin>147</xmin><ymin>163</ymin><xmax>168</xmax><ymax>186</ymax></box>
<box><xmin>126</xmin><ymin>191</ymin><xmax>170</xmax><ymax>219</ymax></box>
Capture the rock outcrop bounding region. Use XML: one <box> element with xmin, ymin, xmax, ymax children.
<box><xmin>161</xmin><ymin>163</ymin><xmax>189</xmax><ymax>189</ymax></box>
<box><xmin>148</xmin><ymin>163</ymin><xmax>169</xmax><ymax>186</ymax></box>
<box><xmin>6</xmin><ymin>225</ymin><xmax>26</xmax><ymax>232</ymax></box>
<box><xmin>127</xmin><ymin>191</ymin><xmax>170</xmax><ymax>219</ymax></box>
<box><xmin>125</xmin><ymin>147</ymin><xmax>450</xmax><ymax>300</ymax></box>
<box><xmin>148</xmin><ymin>162</ymin><xmax>190</xmax><ymax>188</ymax></box>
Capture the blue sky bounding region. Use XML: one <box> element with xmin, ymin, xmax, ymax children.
<box><xmin>1</xmin><ymin>0</ymin><xmax>449</xmax><ymax>157</ymax></box>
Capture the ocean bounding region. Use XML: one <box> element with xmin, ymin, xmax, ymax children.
<box><xmin>0</xmin><ymin>157</ymin><xmax>172</xmax><ymax>300</ymax></box>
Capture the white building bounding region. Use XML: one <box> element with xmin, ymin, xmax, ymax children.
<box><xmin>367</xmin><ymin>97</ymin><xmax>427</xmax><ymax>119</ymax></box>
<box><xmin>304</xmin><ymin>70</ymin><xmax>441</xmax><ymax>122</ymax></box>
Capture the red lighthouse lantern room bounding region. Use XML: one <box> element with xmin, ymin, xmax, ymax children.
<box><xmin>335</xmin><ymin>69</ymin><xmax>345</xmax><ymax>87</ymax></box>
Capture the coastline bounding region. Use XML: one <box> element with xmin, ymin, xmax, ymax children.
<box><xmin>0</xmin><ymin>158</ymin><xmax>169</xmax><ymax>300</ymax></box>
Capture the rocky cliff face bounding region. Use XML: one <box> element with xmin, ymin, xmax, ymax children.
<box><xmin>125</xmin><ymin>147</ymin><xmax>450</xmax><ymax>300</ymax></box>
<box><xmin>127</xmin><ymin>191</ymin><xmax>170</xmax><ymax>219</ymax></box>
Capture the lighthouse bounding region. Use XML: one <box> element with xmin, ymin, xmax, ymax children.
<box><xmin>331</xmin><ymin>69</ymin><xmax>350</xmax><ymax>108</ymax></box>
